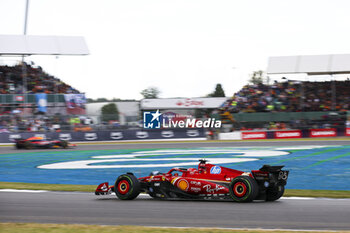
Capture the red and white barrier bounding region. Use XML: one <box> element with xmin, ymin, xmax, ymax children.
<box><xmin>310</xmin><ymin>128</ymin><xmax>337</xmax><ymax>138</ymax></box>
<box><xmin>241</xmin><ymin>131</ymin><xmax>267</xmax><ymax>140</ymax></box>
<box><xmin>346</xmin><ymin>128</ymin><xmax>350</xmax><ymax>136</ymax></box>
<box><xmin>274</xmin><ymin>130</ymin><xmax>302</xmax><ymax>139</ymax></box>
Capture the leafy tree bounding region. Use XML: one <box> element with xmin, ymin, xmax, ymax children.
<box><xmin>87</xmin><ymin>98</ymin><xmax>137</xmax><ymax>103</ymax></box>
<box><xmin>208</xmin><ymin>83</ymin><xmax>225</xmax><ymax>97</ymax></box>
<box><xmin>249</xmin><ymin>70</ymin><xmax>264</xmax><ymax>85</ymax></box>
<box><xmin>141</xmin><ymin>87</ymin><xmax>160</xmax><ymax>99</ymax></box>
<box><xmin>101</xmin><ymin>103</ymin><xmax>119</xmax><ymax>122</ymax></box>
<box><xmin>96</xmin><ymin>97</ymin><xmax>109</xmax><ymax>102</ymax></box>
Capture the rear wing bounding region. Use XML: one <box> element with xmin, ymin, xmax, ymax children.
<box><xmin>259</xmin><ymin>165</ymin><xmax>284</xmax><ymax>172</ymax></box>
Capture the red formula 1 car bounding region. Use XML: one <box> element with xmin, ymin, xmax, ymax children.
<box><xmin>95</xmin><ymin>159</ymin><xmax>289</xmax><ymax>202</ymax></box>
<box><xmin>15</xmin><ymin>137</ymin><xmax>76</xmax><ymax>149</ymax></box>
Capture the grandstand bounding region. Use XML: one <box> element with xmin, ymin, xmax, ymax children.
<box><xmin>0</xmin><ymin>33</ymin><xmax>89</xmax><ymax>134</ymax></box>
<box><xmin>220</xmin><ymin>80</ymin><xmax>349</xmax><ymax>113</ymax></box>
<box><xmin>0</xmin><ymin>61</ymin><xmax>87</xmax><ymax>132</ymax></box>
<box><xmin>0</xmin><ymin>62</ymin><xmax>81</xmax><ymax>95</ymax></box>
<box><xmin>0</xmin><ymin>50</ymin><xmax>349</xmax><ymax>141</ymax></box>
<box><xmin>219</xmin><ymin>54</ymin><xmax>350</xmax><ymax>133</ymax></box>
<box><xmin>219</xmin><ymin>80</ymin><xmax>349</xmax><ymax>131</ymax></box>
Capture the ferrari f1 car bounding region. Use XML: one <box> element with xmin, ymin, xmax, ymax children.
<box><xmin>15</xmin><ymin>137</ymin><xmax>76</xmax><ymax>149</ymax></box>
<box><xmin>95</xmin><ymin>159</ymin><xmax>289</xmax><ymax>202</ymax></box>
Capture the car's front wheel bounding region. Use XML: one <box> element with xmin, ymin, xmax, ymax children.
<box><xmin>229</xmin><ymin>176</ymin><xmax>259</xmax><ymax>202</ymax></box>
<box><xmin>114</xmin><ymin>174</ymin><xmax>141</xmax><ymax>200</ymax></box>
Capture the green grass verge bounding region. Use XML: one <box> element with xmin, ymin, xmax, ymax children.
<box><xmin>1</xmin><ymin>223</ymin><xmax>349</xmax><ymax>233</ymax></box>
<box><xmin>0</xmin><ymin>182</ymin><xmax>95</xmax><ymax>192</ymax></box>
<box><xmin>284</xmin><ymin>189</ymin><xmax>350</xmax><ymax>198</ymax></box>
<box><xmin>1</xmin><ymin>182</ymin><xmax>350</xmax><ymax>198</ymax></box>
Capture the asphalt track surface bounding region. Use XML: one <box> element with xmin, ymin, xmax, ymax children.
<box><xmin>1</xmin><ymin>139</ymin><xmax>350</xmax><ymax>230</ymax></box>
<box><xmin>1</xmin><ymin>191</ymin><xmax>350</xmax><ymax>230</ymax></box>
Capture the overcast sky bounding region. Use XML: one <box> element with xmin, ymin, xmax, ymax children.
<box><xmin>1</xmin><ymin>0</ymin><xmax>350</xmax><ymax>99</ymax></box>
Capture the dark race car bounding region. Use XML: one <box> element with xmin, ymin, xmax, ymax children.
<box><xmin>95</xmin><ymin>159</ymin><xmax>289</xmax><ymax>202</ymax></box>
<box><xmin>15</xmin><ymin>137</ymin><xmax>76</xmax><ymax>149</ymax></box>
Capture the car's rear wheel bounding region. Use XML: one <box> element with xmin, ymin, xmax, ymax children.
<box><xmin>229</xmin><ymin>176</ymin><xmax>259</xmax><ymax>202</ymax></box>
<box><xmin>266</xmin><ymin>185</ymin><xmax>285</xmax><ymax>201</ymax></box>
<box><xmin>60</xmin><ymin>140</ymin><xmax>68</xmax><ymax>149</ymax></box>
<box><xmin>24</xmin><ymin>141</ymin><xmax>33</xmax><ymax>149</ymax></box>
<box><xmin>114</xmin><ymin>174</ymin><xmax>140</xmax><ymax>200</ymax></box>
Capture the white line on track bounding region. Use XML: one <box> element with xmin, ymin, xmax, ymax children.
<box><xmin>0</xmin><ymin>189</ymin><xmax>327</xmax><ymax>200</ymax></box>
<box><xmin>0</xmin><ymin>189</ymin><xmax>48</xmax><ymax>193</ymax></box>
<box><xmin>281</xmin><ymin>196</ymin><xmax>316</xmax><ymax>200</ymax></box>
<box><xmin>143</xmin><ymin>226</ymin><xmax>340</xmax><ymax>232</ymax></box>
<box><xmin>2</xmin><ymin>189</ymin><xmax>350</xmax><ymax>201</ymax></box>
<box><xmin>143</xmin><ymin>226</ymin><xmax>341</xmax><ymax>232</ymax></box>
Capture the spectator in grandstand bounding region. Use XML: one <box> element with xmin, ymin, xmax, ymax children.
<box><xmin>0</xmin><ymin>62</ymin><xmax>81</xmax><ymax>94</ymax></box>
<box><xmin>220</xmin><ymin>80</ymin><xmax>350</xmax><ymax>114</ymax></box>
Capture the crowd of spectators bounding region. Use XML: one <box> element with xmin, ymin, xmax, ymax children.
<box><xmin>0</xmin><ymin>62</ymin><xmax>81</xmax><ymax>94</ymax></box>
<box><xmin>220</xmin><ymin>80</ymin><xmax>350</xmax><ymax>113</ymax></box>
<box><xmin>0</xmin><ymin>114</ymin><xmax>95</xmax><ymax>133</ymax></box>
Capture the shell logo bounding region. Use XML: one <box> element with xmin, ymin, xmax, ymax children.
<box><xmin>177</xmin><ymin>179</ymin><xmax>189</xmax><ymax>191</ymax></box>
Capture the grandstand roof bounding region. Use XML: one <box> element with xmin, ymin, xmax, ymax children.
<box><xmin>267</xmin><ymin>54</ymin><xmax>350</xmax><ymax>75</ymax></box>
<box><xmin>0</xmin><ymin>35</ymin><xmax>89</xmax><ymax>56</ymax></box>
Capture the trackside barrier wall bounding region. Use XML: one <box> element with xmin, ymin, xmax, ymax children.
<box><xmin>0</xmin><ymin>129</ymin><xmax>206</xmax><ymax>143</ymax></box>
<box><xmin>309</xmin><ymin>128</ymin><xmax>337</xmax><ymax>138</ymax></box>
<box><xmin>219</xmin><ymin>128</ymin><xmax>348</xmax><ymax>140</ymax></box>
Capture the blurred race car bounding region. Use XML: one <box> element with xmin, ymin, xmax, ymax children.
<box><xmin>15</xmin><ymin>137</ymin><xmax>76</xmax><ymax>149</ymax></box>
<box><xmin>95</xmin><ymin>159</ymin><xmax>289</xmax><ymax>202</ymax></box>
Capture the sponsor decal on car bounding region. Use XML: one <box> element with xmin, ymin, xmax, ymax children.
<box><xmin>203</xmin><ymin>184</ymin><xmax>225</xmax><ymax>193</ymax></box>
<box><xmin>150</xmin><ymin>177</ymin><xmax>162</xmax><ymax>181</ymax></box>
<box><xmin>177</xmin><ymin>179</ymin><xmax>189</xmax><ymax>191</ymax></box>
<box><xmin>190</xmin><ymin>180</ymin><xmax>201</xmax><ymax>186</ymax></box>
<box><xmin>190</xmin><ymin>187</ymin><xmax>201</xmax><ymax>192</ymax></box>
<box><xmin>210</xmin><ymin>166</ymin><xmax>221</xmax><ymax>174</ymax></box>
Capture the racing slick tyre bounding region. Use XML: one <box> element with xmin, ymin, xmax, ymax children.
<box><xmin>60</xmin><ymin>140</ymin><xmax>68</xmax><ymax>149</ymax></box>
<box><xmin>266</xmin><ymin>185</ymin><xmax>285</xmax><ymax>202</ymax></box>
<box><xmin>24</xmin><ymin>141</ymin><xmax>33</xmax><ymax>149</ymax></box>
<box><xmin>229</xmin><ymin>176</ymin><xmax>259</xmax><ymax>202</ymax></box>
<box><xmin>114</xmin><ymin>174</ymin><xmax>141</xmax><ymax>200</ymax></box>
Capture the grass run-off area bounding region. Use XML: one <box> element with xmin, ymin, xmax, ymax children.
<box><xmin>1</xmin><ymin>181</ymin><xmax>350</xmax><ymax>198</ymax></box>
<box><xmin>1</xmin><ymin>223</ymin><xmax>350</xmax><ymax>233</ymax></box>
